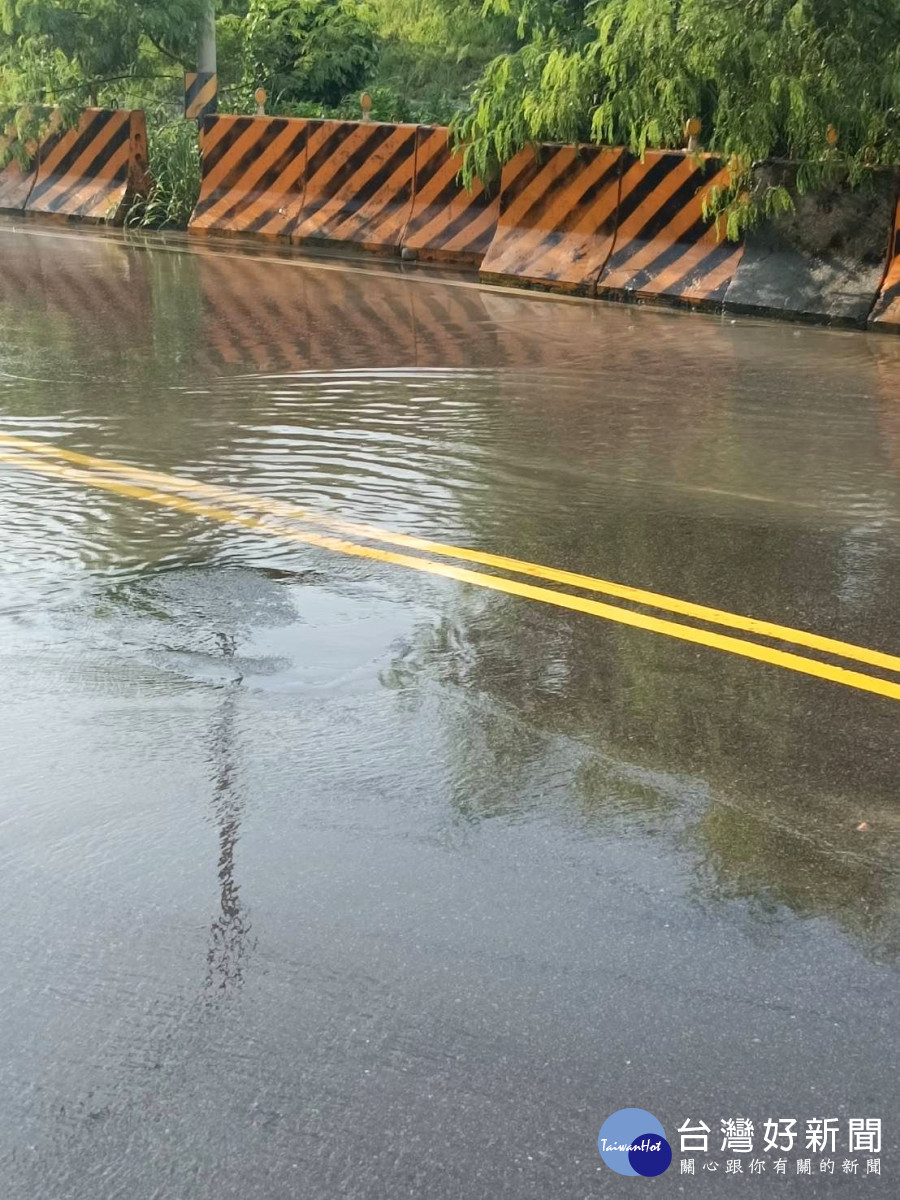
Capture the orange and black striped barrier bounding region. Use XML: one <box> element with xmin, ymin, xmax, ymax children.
<box><xmin>190</xmin><ymin>114</ymin><xmax>310</xmax><ymax>239</ymax></box>
<box><xmin>179</xmin><ymin>112</ymin><xmax>900</xmax><ymax>332</ymax></box>
<box><xmin>595</xmin><ymin>151</ymin><xmax>743</xmax><ymax>308</ymax></box>
<box><xmin>23</xmin><ymin>109</ymin><xmax>148</xmax><ymax>224</ymax></box>
<box><xmin>479</xmin><ymin>144</ymin><xmax>623</xmax><ymax>294</ymax></box>
<box><xmin>401</xmin><ymin>126</ymin><xmax>500</xmax><ymax>267</ymax></box>
<box><xmin>291</xmin><ymin>120</ymin><xmax>418</xmax><ymax>254</ymax></box>
<box><xmin>870</xmin><ymin>199</ymin><xmax>900</xmax><ymax>331</ymax></box>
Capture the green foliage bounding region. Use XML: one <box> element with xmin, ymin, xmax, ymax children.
<box><xmin>360</xmin><ymin>0</ymin><xmax>517</xmax><ymax>121</ymax></box>
<box><xmin>454</xmin><ymin>0</ymin><xmax>900</xmax><ymax>235</ymax></box>
<box><xmin>0</xmin><ymin>0</ymin><xmax>202</xmax><ymax>105</ymax></box>
<box><xmin>271</xmin><ymin>85</ymin><xmax>462</xmax><ymax>125</ymax></box>
<box><xmin>0</xmin><ymin>0</ymin><xmax>517</xmax><ymax>147</ymax></box>
<box><xmin>240</xmin><ymin>0</ymin><xmax>376</xmax><ymax>108</ymax></box>
<box><xmin>125</xmin><ymin>110</ymin><xmax>200</xmax><ymax>228</ymax></box>
<box><xmin>0</xmin><ymin>0</ymin><xmax>197</xmax><ymax>164</ymax></box>
<box><xmin>220</xmin><ymin>0</ymin><xmax>517</xmax><ymax>122</ymax></box>
<box><xmin>0</xmin><ymin>0</ymin><xmax>518</xmax><ymax>203</ymax></box>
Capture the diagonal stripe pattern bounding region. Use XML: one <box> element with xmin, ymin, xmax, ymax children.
<box><xmin>190</xmin><ymin>114</ymin><xmax>310</xmax><ymax>239</ymax></box>
<box><xmin>24</xmin><ymin>109</ymin><xmax>146</xmax><ymax>223</ymax></box>
<box><xmin>196</xmin><ymin>254</ymin><xmax>311</xmax><ymax>372</ymax></box>
<box><xmin>401</xmin><ymin>126</ymin><xmax>500</xmax><ymax>266</ymax></box>
<box><xmin>191</xmin><ymin>250</ymin><xmax>496</xmax><ymax>372</ymax></box>
<box><xmin>184</xmin><ymin>72</ymin><xmax>218</xmax><ymax>121</ymax></box>
<box><xmin>597</xmin><ymin>151</ymin><xmax>743</xmax><ymax>308</ymax></box>
<box><xmin>291</xmin><ymin>120</ymin><xmax>418</xmax><ymax>254</ymax></box>
<box><xmin>480</xmin><ymin>144</ymin><xmax>624</xmax><ymax>294</ymax></box>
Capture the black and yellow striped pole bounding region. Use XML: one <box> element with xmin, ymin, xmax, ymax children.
<box><xmin>185</xmin><ymin>0</ymin><xmax>218</xmax><ymax>121</ymax></box>
<box><xmin>185</xmin><ymin>72</ymin><xmax>218</xmax><ymax>121</ymax></box>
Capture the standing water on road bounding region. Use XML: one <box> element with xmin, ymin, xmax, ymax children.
<box><xmin>1</xmin><ymin>223</ymin><xmax>899</xmax><ymax>1198</ymax></box>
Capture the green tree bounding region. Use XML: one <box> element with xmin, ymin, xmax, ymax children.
<box><xmin>360</xmin><ymin>0</ymin><xmax>518</xmax><ymax>123</ymax></box>
<box><xmin>238</xmin><ymin>0</ymin><xmax>376</xmax><ymax>108</ymax></box>
<box><xmin>453</xmin><ymin>0</ymin><xmax>900</xmax><ymax>234</ymax></box>
<box><xmin>0</xmin><ymin>0</ymin><xmax>203</xmax><ymax>109</ymax></box>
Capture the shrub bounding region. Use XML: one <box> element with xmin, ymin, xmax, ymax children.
<box><xmin>125</xmin><ymin>111</ymin><xmax>200</xmax><ymax>229</ymax></box>
<box><xmin>242</xmin><ymin>0</ymin><xmax>377</xmax><ymax>108</ymax></box>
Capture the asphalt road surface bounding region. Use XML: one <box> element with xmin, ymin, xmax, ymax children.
<box><xmin>1</xmin><ymin>221</ymin><xmax>899</xmax><ymax>1198</ymax></box>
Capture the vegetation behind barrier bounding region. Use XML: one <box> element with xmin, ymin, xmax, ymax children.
<box><xmin>452</xmin><ymin>0</ymin><xmax>900</xmax><ymax>236</ymax></box>
<box><xmin>125</xmin><ymin>110</ymin><xmax>201</xmax><ymax>230</ymax></box>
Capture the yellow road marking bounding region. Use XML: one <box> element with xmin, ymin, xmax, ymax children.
<box><xmin>2</xmin><ymin>431</ymin><xmax>900</xmax><ymax>675</ymax></box>
<box><xmin>3</xmin><ymin>446</ymin><xmax>900</xmax><ymax>704</ymax></box>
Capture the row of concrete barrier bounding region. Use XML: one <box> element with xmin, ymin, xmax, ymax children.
<box><xmin>0</xmin><ymin>106</ymin><xmax>895</xmax><ymax>333</ymax></box>
<box><xmin>0</xmin><ymin>108</ymin><xmax>148</xmax><ymax>224</ymax></box>
<box><xmin>188</xmin><ymin>114</ymin><xmax>900</xmax><ymax>332</ymax></box>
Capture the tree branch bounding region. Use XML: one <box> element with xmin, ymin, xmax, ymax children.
<box><xmin>145</xmin><ymin>35</ymin><xmax>186</xmax><ymax>66</ymax></box>
<box><xmin>57</xmin><ymin>72</ymin><xmax>179</xmax><ymax>97</ymax></box>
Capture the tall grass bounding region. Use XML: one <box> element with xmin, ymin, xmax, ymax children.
<box><xmin>126</xmin><ymin>112</ymin><xmax>201</xmax><ymax>230</ymax></box>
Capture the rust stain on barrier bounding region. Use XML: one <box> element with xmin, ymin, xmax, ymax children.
<box><xmin>190</xmin><ymin>114</ymin><xmax>310</xmax><ymax>239</ymax></box>
<box><xmin>479</xmin><ymin>144</ymin><xmax>623</xmax><ymax>295</ymax></box>
<box><xmin>23</xmin><ymin>109</ymin><xmax>146</xmax><ymax>224</ymax></box>
<box><xmin>401</xmin><ymin>126</ymin><xmax>500</xmax><ymax>267</ymax></box>
<box><xmin>596</xmin><ymin>151</ymin><xmax>743</xmax><ymax>308</ymax></box>
<box><xmin>291</xmin><ymin>120</ymin><xmax>418</xmax><ymax>254</ymax></box>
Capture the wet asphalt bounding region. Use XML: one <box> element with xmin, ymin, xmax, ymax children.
<box><xmin>0</xmin><ymin>221</ymin><xmax>899</xmax><ymax>1198</ymax></box>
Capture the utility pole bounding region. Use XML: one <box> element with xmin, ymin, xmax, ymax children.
<box><xmin>185</xmin><ymin>0</ymin><xmax>218</xmax><ymax>121</ymax></box>
<box><xmin>197</xmin><ymin>0</ymin><xmax>217</xmax><ymax>80</ymax></box>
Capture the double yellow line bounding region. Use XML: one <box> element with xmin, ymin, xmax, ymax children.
<box><xmin>3</xmin><ymin>430</ymin><xmax>900</xmax><ymax>703</ymax></box>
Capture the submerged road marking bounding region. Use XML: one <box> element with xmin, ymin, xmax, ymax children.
<box><xmin>2</xmin><ymin>441</ymin><xmax>900</xmax><ymax>704</ymax></box>
<box><xmin>3</xmin><ymin>431</ymin><xmax>900</xmax><ymax>677</ymax></box>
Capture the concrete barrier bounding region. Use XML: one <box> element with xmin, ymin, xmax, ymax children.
<box><xmin>596</xmin><ymin>151</ymin><xmax>743</xmax><ymax>308</ymax></box>
<box><xmin>479</xmin><ymin>144</ymin><xmax>623</xmax><ymax>294</ymax></box>
<box><xmin>869</xmin><ymin>196</ymin><xmax>900</xmax><ymax>331</ymax></box>
<box><xmin>291</xmin><ymin>120</ymin><xmax>418</xmax><ymax>254</ymax></box>
<box><xmin>723</xmin><ymin>164</ymin><xmax>897</xmax><ymax>326</ymax></box>
<box><xmin>190</xmin><ymin>114</ymin><xmax>310</xmax><ymax>239</ymax></box>
<box><xmin>24</xmin><ymin>109</ymin><xmax>147</xmax><ymax>223</ymax></box>
<box><xmin>401</xmin><ymin>126</ymin><xmax>500</xmax><ymax>266</ymax></box>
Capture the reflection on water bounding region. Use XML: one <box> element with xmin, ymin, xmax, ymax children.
<box><xmin>204</xmin><ymin>673</ymin><xmax>253</xmax><ymax>999</ymax></box>
<box><xmin>2</xmin><ymin>226</ymin><xmax>900</xmax><ymax>966</ymax></box>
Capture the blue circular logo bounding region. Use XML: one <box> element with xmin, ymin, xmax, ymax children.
<box><xmin>598</xmin><ymin>1109</ymin><xmax>672</xmax><ymax>1177</ymax></box>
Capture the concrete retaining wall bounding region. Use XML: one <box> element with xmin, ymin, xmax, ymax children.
<box><xmin>723</xmin><ymin>164</ymin><xmax>897</xmax><ymax>328</ymax></box>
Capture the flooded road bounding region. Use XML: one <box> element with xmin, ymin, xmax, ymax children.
<box><xmin>1</xmin><ymin>220</ymin><xmax>899</xmax><ymax>1197</ymax></box>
